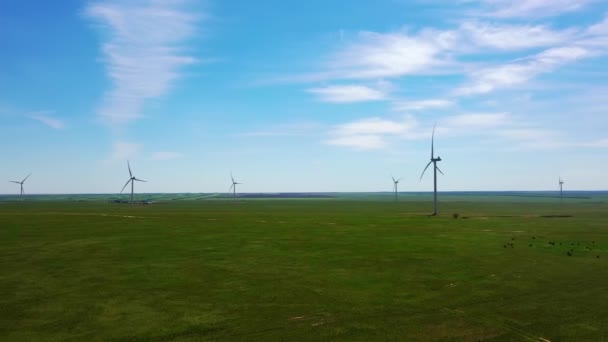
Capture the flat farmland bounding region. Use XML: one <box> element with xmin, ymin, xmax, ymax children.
<box><xmin>1</xmin><ymin>198</ymin><xmax>607</xmax><ymax>341</ymax></box>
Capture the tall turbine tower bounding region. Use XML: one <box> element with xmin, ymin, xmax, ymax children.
<box><xmin>420</xmin><ymin>125</ymin><xmax>444</xmax><ymax>215</ymax></box>
<box><xmin>229</xmin><ymin>173</ymin><xmax>242</xmax><ymax>198</ymax></box>
<box><xmin>9</xmin><ymin>173</ymin><xmax>31</xmax><ymax>199</ymax></box>
<box><xmin>559</xmin><ymin>177</ymin><xmax>564</xmax><ymax>202</ymax></box>
<box><xmin>120</xmin><ymin>161</ymin><xmax>147</xmax><ymax>202</ymax></box>
<box><xmin>392</xmin><ymin>176</ymin><xmax>402</xmax><ymax>202</ymax></box>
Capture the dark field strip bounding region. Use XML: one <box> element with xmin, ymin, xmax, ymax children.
<box><xmin>0</xmin><ymin>200</ymin><xmax>607</xmax><ymax>341</ymax></box>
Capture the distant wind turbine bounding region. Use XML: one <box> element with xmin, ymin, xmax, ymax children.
<box><xmin>392</xmin><ymin>176</ymin><xmax>402</xmax><ymax>202</ymax></box>
<box><xmin>229</xmin><ymin>173</ymin><xmax>242</xmax><ymax>198</ymax></box>
<box><xmin>9</xmin><ymin>173</ymin><xmax>31</xmax><ymax>199</ymax></box>
<box><xmin>120</xmin><ymin>161</ymin><xmax>146</xmax><ymax>202</ymax></box>
<box><xmin>420</xmin><ymin>125</ymin><xmax>444</xmax><ymax>216</ymax></box>
<box><xmin>559</xmin><ymin>177</ymin><xmax>564</xmax><ymax>202</ymax></box>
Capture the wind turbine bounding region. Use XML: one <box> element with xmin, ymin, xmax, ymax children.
<box><xmin>229</xmin><ymin>173</ymin><xmax>242</xmax><ymax>198</ymax></box>
<box><xmin>120</xmin><ymin>161</ymin><xmax>146</xmax><ymax>203</ymax></box>
<box><xmin>559</xmin><ymin>177</ymin><xmax>565</xmax><ymax>202</ymax></box>
<box><xmin>9</xmin><ymin>173</ymin><xmax>31</xmax><ymax>199</ymax></box>
<box><xmin>392</xmin><ymin>176</ymin><xmax>402</xmax><ymax>202</ymax></box>
<box><xmin>420</xmin><ymin>125</ymin><xmax>444</xmax><ymax>215</ymax></box>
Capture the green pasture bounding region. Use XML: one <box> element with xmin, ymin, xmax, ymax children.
<box><xmin>0</xmin><ymin>198</ymin><xmax>607</xmax><ymax>341</ymax></box>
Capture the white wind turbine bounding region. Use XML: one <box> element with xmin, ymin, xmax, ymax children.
<box><xmin>229</xmin><ymin>173</ymin><xmax>242</xmax><ymax>198</ymax></box>
<box><xmin>392</xmin><ymin>176</ymin><xmax>402</xmax><ymax>202</ymax></box>
<box><xmin>120</xmin><ymin>161</ymin><xmax>147</xmax><ymax>202</ymax></box>
<box><xmin>9</xmin><ymin>173</ymin><xmax>31</xmax><ymax>199</ymax></box>
<box><xmin>420</xmin><ymin>125</ymin><xmax>444</xmax><ymax>215</ymax></box>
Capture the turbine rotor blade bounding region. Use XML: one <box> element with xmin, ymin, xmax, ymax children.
<box><xmin>134</xmin><ymin>178</ymin><xmax>147</xmax><ymax>182</ymax></box>
<box><xmin>228</xmin><ymin>183</ymin><xmax>234</xmax><ymax>193</ymax></box>
<box><xmin>120</xmin><ymin>179</ymin><xmax>132</xmax><ymax>194</ymax></box>
<box><xmin>9</xmin><ymin>181</ymin><xmax>21</xmax><ymax>184</ymax></box>
<box><xmin>436</xmin><ymin>166</ymin><xmax>445</xmax><ymax>175</ymax></box>
<box><xmin>431</xmin><ymin>124</ymin><xmax>436</xmax><ymax>159</ymax></box>
<box><xmin>420</xmin><ymin>161</ymin><xmax>433</xmax><ymax>181</ymax></box>
<box><xmin>391</xmin><ymin>176</ymin><xmax>396</xmax><ymax>182</ymax></box>
<box><xmin>128</xmin><ymin>161</ymin><xmax>133</xmax><ymax>178</ymax></box>
<box><xmin>22</xmin><ymin>173</ymin><xmax>32</xmax><ymax>183</ymax></box>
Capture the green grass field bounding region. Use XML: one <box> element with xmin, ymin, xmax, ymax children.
<box><xmin>1</xmin><ymin>197</ymin><xmax>607</xmax><ymax>341</ymax></box>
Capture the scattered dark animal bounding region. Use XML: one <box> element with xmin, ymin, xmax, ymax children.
<box><xmin>452</xmin><ymin>213</ymin><xmax>459</xmax><ymax>219</ymax></box>
<box><xmin>529</xmin><ymin>244</ymin><xmax>532</xmax><ymax>247</ymax></box>
<box><xmin>511</xmin><ymin>237</ymin><xmax>515</xmax><ymax>241</ymax></box>
<box><xmin>567</xmin><ymin>252</ymin><xmax>572</xmax><ymax>256</ymax></box>
<box><xmin>532</xmin><ymin>236</ymin><xmax>536</xmax><ymax>239</ymax></box>
<box><xmin>597</xmin><ymin>256</ymin><xmax>600</xmax><ymax>259</ymax></box>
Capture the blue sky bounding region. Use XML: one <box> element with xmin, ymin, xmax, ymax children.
<box><xmin>1</xmin><ymin>0</ymin><xmax>607</xmax><ymax>194</ymax></box>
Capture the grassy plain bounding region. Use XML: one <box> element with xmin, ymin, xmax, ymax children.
<box><xmin>1</xmin><ymin>196</ymin><xmax>607</xmax><ymax>341</ymax></box>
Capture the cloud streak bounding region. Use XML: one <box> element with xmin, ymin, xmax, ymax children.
<box><xmin>29</xmin><ymin>111</ymin><xmax>65</xmax><ymax>129</ymax></box>
<box><xmin>479</xmin><ymin>0</ymin><xmax>594</xmax><ymax>18</ymax></box>
<box><xmin>321</xmin><ymin>30</ymin><xmax>455</xmax><ymax>80</ymax></box>
<box><xmin>86</xmin><ymin>0</ymin><xmax>200</xmax><ymax>125</ymax></box>
<box><xmin>326</xmin><ymin>116</ymin><xmax>420</xmax><ymax>150</ymax></box>
<box><xmin>459</xmin><ymin>22</ymin><xmax>575</xmax><ymax>50</ymax></box>
<box><xmin>150</xmin><ymin>151</ymin><xmax>183</xmax><ymax>160</ymax></box>
<box><xmin>456</xmin><ymin>46</ymin><xmax>591</xmax><ymax>95</ymax></box>
<box><xmin>108</xmin><ymin>141</ymin><xmax>142</xmax><ymax>162</ymax></box>
<box><xmin>308</xmin><ymin>84</ymin><xmax>388</xmax><ymax>103</ymax></box>
<box><xmin>393</xmin><ymin>99</ymin><xmax>453</xmax><ymax>111</ymax></box>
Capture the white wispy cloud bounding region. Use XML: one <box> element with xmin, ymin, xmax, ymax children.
<box><xmin>150</xmin><ymin>151</ymin><xmax>183</xmax><ymax>160</ymax></box>
<box><xmin>322</xmin><ymin>30</ymin><xmax>456</xmax><ymax>80</ymax></box>
<box><xmin>456</xmin><ymin>46</ymin><xmax>591</xmax><ymax>95</ymax></box>
<box><xmin>499</xmin><ymin>129</ymin><xmax>608</xmax><ymax>150</ymax></box>
<box><xmin>497</xmin><ymin>128</ymin><xmax>558</xmax><ymax>141</ymax></box>
<box><xmin>443</xmin><ymin>112</ymin><xmax>510</xmax><ymax>128</ymax></box>
<box><xmin>393</xmin><ymin>99</ymin><xmax>453</xmax><ymax>111</ymax></box>
<box><xmin>325</xmin><ymin>110</ymin><xmax>606</xmax><ymax>151</ymax></box>
<box><xmin>588</xmin><ymin>14</ymin><xmax>608</xmax><ymax>35</ymax></box>
<box><xmin>326</xmin><ymin>135</ymin><xmax>388</xmax><ymax>150</ymax></box>
<box><xmin>479</xmin><ymin>0</ymin><xmax>593</xmax><ymax>18</ymax></box>
<box><xmin>326</xmin><ymin>116</ymin><xmax>421</xmax><ymax>150</ymax></box>
<box><xmin>296</xmin><ymin>20</ymin><xmax>581</xmax><ymax>91</ymax></box>
<box><xmin>333</xmin><ymin>117</ymin><xmax>415</xmax><ymax>136</ymax></box>
<box><xmin>29</xmin><ymin>111</ymin><xmax>65</xmax><ymax>129</ymax></box>
<box><xmin>86</xmin><ymin>0</ymin><xmax>200</xmax><ymax>125</ymax></box>
<box><xmin>459</xmin><ymin>22</ymin><xmax>575</xmax><ymax>50</ymax></box>
<box><xmin>579</xmin><ymin>138</ymin><xmax>608</xmax><ymax>147</ymax></box>
<box><xmin>108</xmin><ymin>141</ymin><xmax>142</xmax><ymax>162</ymax></box>
<box><xmin>241</xmin><ymin>122</ymin><xmax>323</xmax><ymax>137</ymax></box>
<box><xmin>308</xmin><ymin>84</ymin><xmax>388</xmax><ymax>103</ymax></box>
